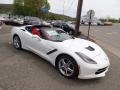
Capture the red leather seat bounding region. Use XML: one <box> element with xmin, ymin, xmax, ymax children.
<box><xmin>32</xmin><ymin>28</ymin><xmax>41</xmax><ymax>36</ymax></box>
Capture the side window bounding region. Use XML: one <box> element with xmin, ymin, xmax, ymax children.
<box><xmin>25</xmin><ymin>26</ymin><xmax>32</xmax><ymax>33</ymax></box>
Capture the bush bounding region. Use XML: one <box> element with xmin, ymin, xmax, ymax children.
<box><xmin>100</xmin><ymin>18</ymin><xmax>119</xmax><ymax>23</ymax></box>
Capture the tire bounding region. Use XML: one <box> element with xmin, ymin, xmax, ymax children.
<box><xmin>57</xmin><ymin>55</ymin><xmax>79</xmax><ymax>78</ymax></box>
<box><xmin>69</xmin><ymin>30</ymin><xmax>74</xmax><ymax>35</ymax></box>
<box><xmin>13</xmin><ymin>35</ymin><xmax>22</xmax><ymax>49</ymax></box>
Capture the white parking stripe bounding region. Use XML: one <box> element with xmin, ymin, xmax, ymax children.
<box><xmin>106</xmin><ymin>33</ymin><xmax>112</xmax><ymax>35</ymax></box>
<box><xmin>106</xmin><ymin>32</ymin><xmax>118</xmax><ymax>35</ymax></box>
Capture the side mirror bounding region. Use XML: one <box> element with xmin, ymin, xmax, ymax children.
<box><xmin>32</xmin><ymin>35</ymin><xmax>41</xmax><ymax>41</ymax></box>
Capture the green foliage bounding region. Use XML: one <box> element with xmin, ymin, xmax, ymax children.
<box><xmin>46</xmin><ymin>12</ymin><xmax>75</xmax><ymax>21</ymax></box>
<box><xmin>119</xmin><ymin>18</ymin><xmax>120</xmax><ymax>23</ymax></box>
<box><xmin>13</xmin><ymin>0</ymin><xmax>74</xmax><ymax>20</ymax></box>
<box><xmin>13</xmin><ymin>0</ymin><xmax>50</xmax><ymax>17</ymax></box>
<box><xmin>0</xmin><ymin>4</ymin><xmax>13</xmax><ymax>13</ymax></box>
<box><xmin>13</xmin><ymin>0</ymin><xmax>24</xmax><ymax>15</ymax></box>
<box><xmin>100</xmin><ymin>18</ymin><xmax>119</xmax><ymax>23</ymax></box>
<box><xmin>0</xmin><ymin>3</ymin><xmax>74</xmax><ymax>21</ymax></box>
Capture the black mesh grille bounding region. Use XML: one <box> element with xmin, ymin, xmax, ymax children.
<box><xmin>95</xmin><ymin>67</ymin><xmax>107</xmax><ymax>74</ymax></box>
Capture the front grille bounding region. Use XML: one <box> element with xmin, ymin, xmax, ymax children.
<box><xmin>95</xmin><ymin>67</ymin><xmax>107</xmax><ymax>75</ymax></box>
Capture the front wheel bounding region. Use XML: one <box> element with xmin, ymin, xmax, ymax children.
<box><xmin>69</xmin><ymin>30</ymin><xmax>74</xmax><ymax>35</ymax></box>
<box><xmin>13</xmin><ymin>35</ymin><xmax>22</xmax><ymax>49</ymax></box>
<box><xmin>57</xmin><ymin>55</ymin><xmax>79</xmax><ymax>78</ymax></box>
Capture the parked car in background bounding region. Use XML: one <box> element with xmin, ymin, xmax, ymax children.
<box><xmin>81</xmin><ymin>15</ymin><xmax>104</xmax><ymax>26</ymax></box>
<box><xmin>0</xmin><ymin>20</ymin><xmax>3</xmax><ymax>25</ymax></box>
<box><xmin>24</xmin><ymin>16</ymin><xmax>42</xmax><ymax>25</ymax></box>
<box><xmin>0</xmin><ymin>17</ymin><xmax>5</xmax><ymax>22</ymax></box>
<box><xmin>4</xmin><ymin>16</ymin><xmax>24</xmax><ymax>26</ymax></box>
<box><xmin>0</xmin><ymin>20</ymin><xmax>3</xmax><ymax>29</ymax></box>
<box><xmin>104</xmin><ymin>22</ymin><xmax>113</xmax><ymax>26</ymax></box>
<box><xmin>91</xmin><ymin>21</ymin><xmax>104</xmax><ymax>26</ymax></box>
<box><xmin>24</xmin><ymin>19</ymin><xmax>42</xmax><ymax>25</ymax></box>
<box><xmin>82</xmin><ymin>21</ymin><xmax>104</xmax><ymax>26</ymax></box>
<box><xmin>13</xmin><ymin>18</ymin><xmax>24</xmax><ymax>25</ymax></box>
<box><xmin>52</xmin><ymin>22</ymin><xmax>75</xmax><ymax>35</ymax></box>
<box><xmin>4</xmin><ymin>17</ymin><xmax>13</xmax><ymax>25</ymax></box>
<box><xmin>42</xmin><ymin>21</ymin><xmax>51</xmax><ymax>26</ymax></box>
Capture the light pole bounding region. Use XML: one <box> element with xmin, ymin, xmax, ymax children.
<box><xmin>75</xmin><ymin>0</ymin><xmax>83</xmax><ymax>37</ymax></box>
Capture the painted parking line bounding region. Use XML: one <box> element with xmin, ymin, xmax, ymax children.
<box><xmin>106</xmin><ymin>32</ymin><xmax>118</xmax><ymax>35</ymax></box>
<box><xmin>106</xmin><ymin>33</ymin><xmax>113</xmax><ymax>35</ymax></box>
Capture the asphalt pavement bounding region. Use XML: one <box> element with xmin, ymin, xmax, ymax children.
<box><xmin>0</xmin><ymin>25</ymin><xmax>120</xmax><ymax>90</ymax></box>
<box><xmin>77</xmin><ymin>24</ymin><xmax>120</xmax><ymax>58</ymax></box>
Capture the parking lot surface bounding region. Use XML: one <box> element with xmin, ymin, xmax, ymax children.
<box><xmin>79</xmin><ymin>24</ymin><xmax>120</xmax><ymax>58</ymax></box>
<box><xmin>0</xmin><ymin>25</ymin><xmax>120</xmax><ymax>90</ymax></box>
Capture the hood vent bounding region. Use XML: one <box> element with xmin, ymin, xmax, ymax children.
<box><xmin>86</xmin><ymin>46</ymin><xmax>95</xmax><ymax>51</ymax></box>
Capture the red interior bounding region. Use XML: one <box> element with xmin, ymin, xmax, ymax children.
<box><xmin>32</xmin><ymin>28</ymin><xmax>41</xmax><ymax>36</ymax></box>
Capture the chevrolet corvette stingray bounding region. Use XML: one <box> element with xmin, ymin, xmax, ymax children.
<box><xmin>11</xmin><ymin>25</ymin><xmax>110</xmax><ymax>79</ymax></box>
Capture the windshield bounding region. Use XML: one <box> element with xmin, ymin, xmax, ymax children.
<box><xmin>45</xmin><ymin>30</ymin><xmax>73</xmax><ymax>42</ymax></box>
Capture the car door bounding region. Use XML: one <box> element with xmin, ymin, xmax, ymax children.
<box><xmin>20</xmin><ymin>27</ymin><xmax>34</xmax><ymax>50</ymax></box>
<box><xmin>31</xmin><ymin>38</ymin><xmax>55</xmax><ymax>59</ymax></box>
<box><xmin>22</xmin><ymin>27</ymin><xmax>54</xmax><ymax>60</ymax></box>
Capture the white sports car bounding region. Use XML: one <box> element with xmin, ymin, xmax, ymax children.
<box><xmin>11</xmin><ymin>25</ymin><xmax>110</xmax><ymax>79</ymax></box>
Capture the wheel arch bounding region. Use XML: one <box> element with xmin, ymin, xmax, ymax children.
<box><xmin>13</xmin><ymin>34</ymin><xmax>19</xmax><ymax>39</ymax></box>
<box><xmin>55</xmin><ymin>53</ymin><xmax>80</xmax><ymax>78</ymax></box>
<box><xmin>13</xmin><ymin>34</ymin><xmax>22</xmax><ymax>49</ymax></box>
<box><xmin>55</xmin><ymin>53</ymin><xmax>77</xmax><ymax>68</ymax></box>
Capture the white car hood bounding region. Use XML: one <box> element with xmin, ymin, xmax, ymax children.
<box><xmin>58</xmin><ymin>38</ymin><xmax>102</xmax><ymax>58</ymax></box>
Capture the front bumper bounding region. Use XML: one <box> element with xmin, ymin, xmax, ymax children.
<box><xmin>78</xmin><ymin>66</ymin><xmax>109</xmax><ymax>79</ymax></box>
<box><xmin>75</xmin><ymin>49</ymin><xmax>110</xmax><ymax>79</ymax></box>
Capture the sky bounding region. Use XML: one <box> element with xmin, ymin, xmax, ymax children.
<box><xmin>0</xmin><ymin>0</ymin><xmax>120</xmax><ymax>19</ymax></box>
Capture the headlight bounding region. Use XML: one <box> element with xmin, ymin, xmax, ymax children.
<box><xmin>75</xmin><ymin>52</ymin><xmax>97</xmax><ymax>64</ymax></box>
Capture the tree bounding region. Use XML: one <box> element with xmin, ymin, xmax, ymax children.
<box><xmin>119</xmin><ymin>18</ymin><xmax>120</xmax><ymax>23</ymax></box>
<box><xmin>13</xmin><ymin>0</ymin><xmax>50</xmax><ymax>17</ymax></box>
<box><xmin>13</xmin><ymin>0</ymin><xmax>24</xmax><ymax>15</ymax></box>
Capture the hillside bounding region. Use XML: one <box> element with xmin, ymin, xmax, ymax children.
<box><xmin>0</xmin><ymin>4</ymin><xmax>13</xmax><ymax>13</ymax></box>
<box><xmin>46</xmin><ymin>12</ymin><xmax>75</xmax><ymax>21</ymax></box>
<box><xmin>0</xmin><ymin>4</ymin><xmax>75</xmax><ymax>21</ymax></box>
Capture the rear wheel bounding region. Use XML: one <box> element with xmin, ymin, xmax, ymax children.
<box><xmin>13</xmin><ymin>35</ymin><xmax>22</xmax><ymax>49</ymax></box>
<box><xmin>57</xmin><ymin>55</ymin><xmax>79</xmax><ymax>78</ymax></box>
